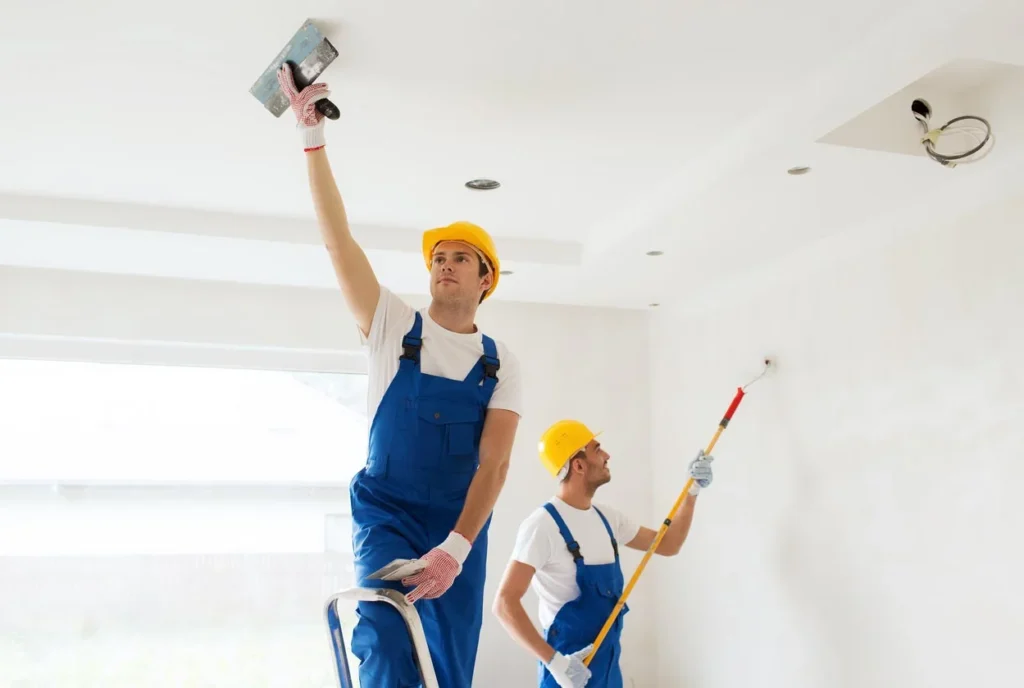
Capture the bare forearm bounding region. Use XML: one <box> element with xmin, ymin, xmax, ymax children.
<box><xmin>454</xmin><ymin>461</ymin><xmax>508</xmax><ymax>542</ymax></box>
<box><xmin>306</xmin><ymin>148</ymin><xmax>352</xmax><ymax>240</ymax></box>
<box><xmin>493</xmin><ymin>595</ymin><xmax>555</xmax><ymax>664</ymax></box>
<box><xmin>305</xmin><ymin>149</ymin><xmax>379</xmax><ymax>333</ymax></box>
<box><xmin>658</xmin><ymin>494</ymin><xmax>697</xmax><ymax>554</ymax></box>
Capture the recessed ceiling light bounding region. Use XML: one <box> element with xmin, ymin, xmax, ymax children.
<box><xmin>646</xmin><ymin>250</ymin><xmax>664</xmax><ymax>256</ymax></box>
<box><xmin>787</xmin><ymin>166</ymin><xmax>811</xmax><ymax>175</ymax></box>
<box><xmin>465</xmin><ymin>178</ymin><xmax>500</xmax><ymax>190</ymax></box>
<box><xmin>499</xmin><ymin>270</ymin><xmax>513</xmax><ymax>275</ymax></box>
<box><xmin>649</xmin><ymin>303</ymin><xmax>660</xmax><ymax>307</ymax></box>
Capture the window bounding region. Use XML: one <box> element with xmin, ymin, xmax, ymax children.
<box><xmin>0</xmin><ymin>358</ymin><xmax>369</xmax><ymax>686</ymax></box>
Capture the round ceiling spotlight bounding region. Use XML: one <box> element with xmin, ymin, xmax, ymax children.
<box><xmin>499</xmin><ymin>270</ymin><xmax>513</xmax><ymax>275</ymax></box>
<box><xmin>649</xmin><ymin>303</ymin><xmax>660</xmax><ymax>308</ymax></box>
<box><xmin>465</xmin><ymin>178</ymin><xmax>501</xmax><ymax>190</ymax></box>
<box><xmin>787</xmin><ymin>166</ymin><xmax>811</xmax><ymax>176</ymax></box>
<box><xmin>646</xmin><ymin>250</ymin><xmax>664</xmax><ymax>256</ymax></box>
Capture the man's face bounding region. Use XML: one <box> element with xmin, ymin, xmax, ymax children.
<box><xmin>572</xmin><ymin>439</ymin><xmax>611</xmax><ymax>489</ymax></box>
<box><xmin>428</xmin><ymin>241</ymin><xmax>493</xmax><ymax>306</ymax></box>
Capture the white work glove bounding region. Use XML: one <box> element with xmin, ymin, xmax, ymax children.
<box><xmin>275</xmin><ymin>62</ymin><xmax>332</xmax><ymax>152</ymax></box>
<box><xmin>687</xmin><ymin>449</ymin><xmax>714</xmax><ymax>495</ymax></box>
<box><xmin>546</xmin><ymin>644</ymin><xmax>592</xmax><ymax>688</ymax></box>
<box><xmin>401</xmin><ymin>531</ymin><xmax>472</xmax><ymax>603</ymax></box>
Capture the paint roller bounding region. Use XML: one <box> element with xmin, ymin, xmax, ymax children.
<box><xmin>250</xmin><ymin>18</ymin><xmax>341</xmax><ymax>120</ymax></box>
<box><xmin>583</xmin><ymin>357</ymin><xmax>775</xmax><ymax>666</ymax></box>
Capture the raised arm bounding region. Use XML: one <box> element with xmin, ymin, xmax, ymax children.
<box><xmin>277</xmin><ymin>64</ymin><xmax>380</xmax><ymax>337</ymax></box>
<box><xmin>625</xmin><ymin>493</ymin><xmax>697</xmax><ymax>557</ymax></box>
<box><xmin>625</xmin><ymin>448</ymin><xmax>714</xmax><ymax>556</ymax></box>
<box><xmin>305</xmin><ymin>148</ymin><xmax>380</xmax><ymax>337</ymax></box>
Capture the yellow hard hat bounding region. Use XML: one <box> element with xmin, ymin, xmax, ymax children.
<box><xmin>538</xmin><ymin>420</ymin><xmax>601</xmax><ymax>478</ymax></box>
<box><xmin>422</xmin><ymin>221</ymin><xmax>501</xmax><ymax>300</ymax></box>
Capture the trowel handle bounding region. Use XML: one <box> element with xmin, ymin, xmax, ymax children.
<box><xmin>317</xmin><ymin>99</ymin><xmax>341</xmax><ymax>120</ymax></box>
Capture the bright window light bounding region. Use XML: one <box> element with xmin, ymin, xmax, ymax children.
<box><xmin>0</xmin><ymin>358</ymin><xmax>369</xmax><ymax>484</ymax></box>
<box><xmin>0</xmin><ymin>357</ymin><xmax>367</xmax><ymax>686</ymax></box>
<box><xmin>0</xmin><ymin>358</ymin><xmax>369</xmax><ymax>556</ymax></box>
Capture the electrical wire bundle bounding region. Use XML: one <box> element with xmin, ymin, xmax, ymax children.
<box><xmin>915</xmin><ymin>110</ymin><xmax>994</xmax><ymax>168</ymax></box>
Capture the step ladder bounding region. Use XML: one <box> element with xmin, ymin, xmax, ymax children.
<box><xmin>324</xmin><ymin>587</ymin><xmax>440</xmax><ymax>688</ymax></box>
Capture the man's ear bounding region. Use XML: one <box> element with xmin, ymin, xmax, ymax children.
<box><xmin>480</xmin><ymin>270</ymin><xmax>493</xmax><ymax>294</ymax></box>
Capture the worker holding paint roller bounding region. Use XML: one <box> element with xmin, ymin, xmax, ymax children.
<box><xmin>493</xmin><ymin>420</ymin><xmax>713</xmax><ymax>688</ymax></box>
<box><xmin>275</xmin><ymin>64</ymin><xmax>523</xmax><ymax>688</ymax></box>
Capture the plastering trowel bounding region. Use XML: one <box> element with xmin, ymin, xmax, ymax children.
<box><xmin>250</xmin><ymin>18</ymin><xmax>340</xmax><ymax>120</ymax></box>
<box><xmin>368</xmin><ymin>558</ymin><xmax>427</xmax><ymax>581</ymax></box>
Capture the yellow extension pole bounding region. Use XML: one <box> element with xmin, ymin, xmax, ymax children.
<box><xmin>583</xmin><ymin>380</ymin><xmax>755</xmax><ymax>666</ymax></box>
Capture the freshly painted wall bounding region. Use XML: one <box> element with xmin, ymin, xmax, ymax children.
<box><xmin>647</xmin><ymin>194</ymin><xmax>1024</xmax><ymax>687</ymax></box>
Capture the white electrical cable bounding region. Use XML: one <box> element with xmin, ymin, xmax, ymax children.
<box><xmin>917</xmin><ymin>114</ymin><xmax>994</xmax><ymax>168</ymax></box>
<box><xmin>941</xmin><ymin>124</ymin><xmax>995</xmax><ymax>164</ymax></box>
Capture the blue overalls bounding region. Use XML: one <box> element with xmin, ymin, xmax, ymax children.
<box><xmin>348</xmin><ymin>311</ymin><xmax>500</xmax><ymax>688</ymax></box>
<box><xmin>538</xmin><ymin>502</ymin><xmax>629</xmax><ymax>688</ymax></box>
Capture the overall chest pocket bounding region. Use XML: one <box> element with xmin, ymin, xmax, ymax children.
<box><xmin>586</xmin><ymin>578</ymin><xmax>629</xmax><ymax>626</ymax></box>
<box><xmin>417</xmin><ymin>402</ymin><xmax>482</xmax><ymax>470</ymax></box>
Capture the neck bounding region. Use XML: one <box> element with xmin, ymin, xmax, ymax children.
<box><xmin>557</xmin><ymin>481</ymin><xmax>594</xmax><ymax>510</ymax></box>
<box><xmin>428</xmin><ymin>300</ymin><xmax>478</xmax><ymax>334</ymax></box>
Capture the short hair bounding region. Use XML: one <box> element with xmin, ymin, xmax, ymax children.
<box><xmin>559</xmin><ymin>449</ymin><xmax>587</xmax><ymax>483</ymax></box>
<box><xmin>477</xmin><ymin>255</ymin><xmax>490</xmax><ymax>303</ymax></box>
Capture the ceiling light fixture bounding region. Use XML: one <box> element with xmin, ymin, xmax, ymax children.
<box><xmin>465</xmin><ymin>178</ymin><xmax>500</xmax><ymax>190</ymax></box>
<box><xmin>787</xmin><ymin>166</ymin><xmax>811</xmax><ymax>175</ymax></box>
<box><xmin>646</xmin><ymin>250</ymin><xmax>664</xmax><ymax>256</ymax></box>
<box><xmin>649</xmin><ymin>303</ymin><xmax>660</xmax><ymax>308</ymax></box>
<box><xmin>500</xmin><ymin>270</ymin><xmax>513</xmax><ymax>275</ymax></box>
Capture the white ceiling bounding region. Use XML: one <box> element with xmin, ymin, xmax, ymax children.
<box><xmin>2</xmin><ymin>0</ymin><xmax>1024</xmax><ymax>310</ymax></box>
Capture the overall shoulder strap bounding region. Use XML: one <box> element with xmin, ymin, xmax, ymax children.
<box><xmin>398</xmin><ymin>312</ymin><xmax>424</xmax><ymax>403</ymax></box>
<box><xmin>542</xmin><ymin>503</ymin><xmax>584</xmax><ymax>565</ymax></box>
<box><xmin>400</xmin><ymin>312</ymin><xmax>423</xmax><ymax>366</ymax></box>
<box><xmin>591</xmin><ymin>506</ymin><xmax>620</xmax><ymax>560</ymax></box>
<box><xmin>477</xmin><ymin>333</ymin><xmax>501</xmax><ymax>399</ymax></box>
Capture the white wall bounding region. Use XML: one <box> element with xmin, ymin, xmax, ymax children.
<box><xmin>0</xmin><ymin>267</ymin><xmax>655</xmax><ymax>686</ymax></box>
<box><xmin>647</xmin><ymin>194</ymin><xmax>1024</xmax><ymax>687</ymax></box>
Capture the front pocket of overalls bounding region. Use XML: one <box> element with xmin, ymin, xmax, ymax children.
<box><xmin>591</xmin><ymin>582</ymin><xmax>629</xmax><ymax>627</ymax></box>
<box><xmin>417</xmin><ymin>403</ymin><xmax>481</xmax><ymax>470</ymax></box>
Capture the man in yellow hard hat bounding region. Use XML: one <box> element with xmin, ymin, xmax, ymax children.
<box><xmin>277</xmin><ymin>65</ymin><xmax>522</xmax><ymax>688</ymax></box>
<box><xmin>492</xmin><ymin>420</ymin><xmax>713</xmax><ymax>688</ymax></box>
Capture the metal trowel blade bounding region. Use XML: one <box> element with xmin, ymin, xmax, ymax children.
<box><xmin>250</xmin><ymin>18</ymin><xmax>339</xmax><ymax>118</ymax></box>
<box><xmin>367</xmin><ymin>558</ymin><xmax>427</xmax><ymax>581</ymax></box>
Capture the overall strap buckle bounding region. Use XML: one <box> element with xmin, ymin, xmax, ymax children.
<box><xmin>543</xmin><ymin>502</ymin><xmax>585</xmax><ymax>565</ymax></box>
<box><xmin>401</xmin><ymin>334</ymin><xmax>422</xmax><ymax>364</ymax></box>
<box><xmin>480</xmin><ymin>354</ymin><xmax>500</xmax><ymax>380</ymax></box>
<box><xmin>400</xmin><ymin>312</ymin><xmax>424</xmax><ymax>365</ymax></box>
<box><xmin>478</xmin><ymin>333</ymin><xmax>500</xmax><ymax>392</ymax></box>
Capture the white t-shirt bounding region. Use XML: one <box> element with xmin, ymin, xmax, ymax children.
<box><xmin>510</xmin><ymin>497</ymin><xmax>641</xmax><ymax>629</ymax></box>
<box><xmin>360</xmin><ymin>286</ymin><xmax>523</xmax><ymax>422</ymax></box>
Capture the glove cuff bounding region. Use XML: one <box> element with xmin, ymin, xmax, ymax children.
<box><xmin>299</xmin><ymin>120</ymin><xmax>326</xmax><ymax>152</ymax></box>
<box><xmin>546</xmin><ymin>651</ymin><xmax>568</xmax><ymax>673</ymax></box>
<box><xmin>439</xmin><ymin>531</ymin><xmax>472</xmax><ymax>567</ymax></box>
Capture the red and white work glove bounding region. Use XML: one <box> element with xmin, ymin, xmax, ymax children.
<box><xmin>275</xmin><ymin>62</ymin><xmax>331</xmax><ymax>152</ymax></box>
<box><xmin>401</xmin><ymin>531</ymin><xmax>472</xmax><ymax>604</ymax></box>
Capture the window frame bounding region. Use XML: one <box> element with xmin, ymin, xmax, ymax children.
<box><xmin>0</xmin><ymin>335</ymin><xmax>369</xmax><ymax>555</ymax></box>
